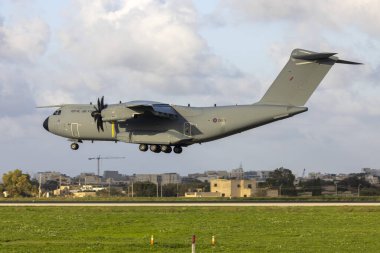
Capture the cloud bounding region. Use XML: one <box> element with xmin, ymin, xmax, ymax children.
<box><xmin>54</xmin><ymin>0</ymin><xmax>255</xmax><ymax>102</ymax></box>
<box><xmin>0</xmin><ymin>17</ymin><xmax>50</xmax><ymax>64</ymax></box>
<box><xmin>221</xmin><ymin>0</ymin><xmax>380</xmax><ymax>36</ymax></box>
<box><xmin>0</xmin><ymin>14</ymin><xmax>50</xmax><ymax>116</ymax></box>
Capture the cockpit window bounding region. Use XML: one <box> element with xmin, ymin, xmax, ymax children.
<box><xmin>53</xmin><ymin>109</ymin><xmax>61</xmax><ymax>115</ymax></box>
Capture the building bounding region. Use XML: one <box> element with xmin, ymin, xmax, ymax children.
<box><xmin>78</xmin><ymin>173</ymin><xmax>100</xmax><ymax>185</ymax></box>
<box><xmin>362</xmin><ymin>168</ymin><xmax>380</xmax><ymax>177</ymax></box>
<box><xmin>35</xmin><ymin>171</ymin><xmax>71</xmax><ymax>185</ymax></box>
<box><xmin>230</xmin><ymin>167</ymin><xmax>244</xmax><ymax>179</ymax></box>
<box><xmin>133</xmin><ymin>173</ymin><xmax>181</xmax><ymax>185</ymax></box>
<box><xmin>210</xmin><ymin>179</ymin><xmax>257</xmax><ymax>197</ymax></box>
<box><xmin>134</xmin><ymin>174</ymin><xmax>159</xmax><ymax>184</ymax></box>
<box><xmin>188</xmin><ymin>170</ymin><xmax>229</xmax><ymax>182</ymax></box>
<box><xmin>365</xmin><ymin>175</ymin><xmax>380</xmax><ymax>185</ymax></box>
<box><xmin>161</xmin><ymin>173</ymin><xmax>181</xmax><ymax>185</ymax></box>
<box><xmin>103</xmin><ymin>170</ymin><xmax>126</xmax><ymax>183</ymax></box>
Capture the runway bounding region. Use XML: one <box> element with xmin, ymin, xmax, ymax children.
<box><xmin>1</xmin><ymin>202</ymin><xmax>380</xmax><ymax>207</ymax></box>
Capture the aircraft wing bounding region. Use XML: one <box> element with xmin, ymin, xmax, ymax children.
<box><xmin>126</xmin><ymin>101</ymin><xmax>179</xmax><ymax>119</ymax></box>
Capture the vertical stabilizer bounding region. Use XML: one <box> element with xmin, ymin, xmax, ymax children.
<box><xmin>258</xmin><ymin>49</ymin><xmax>361</xmax><ymax>106</ymax></box>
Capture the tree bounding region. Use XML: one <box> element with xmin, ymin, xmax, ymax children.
<box><xmin>266</xmin><ymin>167</ymin><xmax>297</xmax><ymax>196</ymax></box>
<box><xmin>43</xmin><ymin>180</ymin><xmax>59</xmax><ymax>191</ymax></box>
<box><xmin>340</xmin><ymin>174</ymin><xmax>370</xmax><ymax>188</ymax></box>
<box><xmin>132</xmin><ymin>182</ymin><xmax>157</xmax><ymax>197</ymax></box>
<box><xmin>2</xmin><ymin>169</ymin><xmax>34</xmax><ymax>197</ymax></box>
<box><xmin>302</xmin><ymin>178</ymin><xmax>322</xmax><ymax>196</ymax></box>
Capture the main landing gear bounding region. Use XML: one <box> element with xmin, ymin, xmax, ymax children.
<box><xmin>138</xmin><ymin>144</ymin><xmax>182</xmax><ymax>154</ymax></box>
<box><xmin>70</xmin><ymin>143</ymin><xmax>79</xmax><ymax>150</ymax></box>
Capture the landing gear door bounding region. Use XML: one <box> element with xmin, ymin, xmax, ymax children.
<box><xmin>184</xmin><ymin>122</ymin><xmax>191</xmax><ymax>137</ymax></box>
<box><xmin>71</xmin><ymin>123</ymin><xmax>80</xmax><ymax>138</ymax></box>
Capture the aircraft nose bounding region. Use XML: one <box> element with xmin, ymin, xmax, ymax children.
<box><xmin>43</xmin><ymin>117</ymin><xmax>49</xmax><ymax>131</ymax></box>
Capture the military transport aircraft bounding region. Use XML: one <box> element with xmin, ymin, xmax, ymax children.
<box><xmin>40</xmin><ymin>49</ymin><xmax>361</xmax><ymax>154</ymax></box>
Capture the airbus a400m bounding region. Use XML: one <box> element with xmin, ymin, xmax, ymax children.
<box><xmin>41</xmin><ymin>49</ymin><xmax>360</xmax><ymax>154</ymax></box>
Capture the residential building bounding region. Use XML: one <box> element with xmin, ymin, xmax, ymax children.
<box><xmin>230</xmin><ymin>167</ymin><xmax>244</xmax><ymax>179</ymax></box>
<box><xmin>210</xmin><ymin>179</ymin><xmax>257</xmax><ymax>197</ymax></box>
<box><xmin>362</xmin><ymin>168</ymin><xmax>380</xmax><ymax>177</ymax></box>
<box><xmin>188</xmin><ymin>170</ymin><xmax>229</xmax><ymax>182</ymax></box>
<box><xmin>78</xmin><ymin>173</ymin><xmax>100</xmax><ymax>185</ymax></box>
<box><xmin>161</xmin><ymin>173</ymin><xmax>181</xmax><ymax>185</ymax></box>
<box><xmin>103</xmin><ymin>170</ymin><xmax>123</xmax><ymax>180</ymax></box>
<box><xmin>134</xmin><ymin>174</ymin><xmax>159</xmax><ymax>184</ymax></box>
<box><xmin>133</xmin><ymin>173</ymin><xmax>181</xmax><ymax>185</ymax></box>
<box><xmin>35</xmin><ymin>171</ymin><xmax>71</xmax><ymax>185</ymax></box>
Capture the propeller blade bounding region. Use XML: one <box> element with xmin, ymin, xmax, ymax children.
<box><xmin>99</xmin><ymin>121</ymin><xmax>104</xmax><ymax>131</ymax></box>
<box><xmin>92</xmin><ymin>96</ymin><xmax>107</xmax><ymax>132</ymax></box>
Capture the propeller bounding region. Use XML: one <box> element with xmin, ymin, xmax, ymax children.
<box><xmin>91</xmin><ymin>96</ymin><xmax>108</xmax><ymax>131</ymax></box>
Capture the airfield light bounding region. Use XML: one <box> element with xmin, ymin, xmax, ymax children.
<box><xmin>211</xmin><ymin>235</ymin><xmax>216</xmax><ymax>246</ymax></box>
<box><xmin>150</xmin><ymin>235</ymin><xmax>154</xmax><ymax>246</ymax></box>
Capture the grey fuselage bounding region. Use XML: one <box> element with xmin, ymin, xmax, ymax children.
<box><xmin>44</xmin><ymin>103</ymin><xmax>307</xmax><ymax>146</ymax></box>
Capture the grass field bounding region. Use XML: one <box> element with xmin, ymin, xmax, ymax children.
<box><xmin>1</xmin><ymin>206</ymin><xmax>380</xmax><ymax>252</ymax></box>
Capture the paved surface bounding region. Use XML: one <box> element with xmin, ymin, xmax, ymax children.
<box><xmin>1</xmin><ymin>202</ymin><xmax>380</xmax><ymax>207</ymax></box>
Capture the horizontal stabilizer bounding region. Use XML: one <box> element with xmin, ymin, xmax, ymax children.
<box><xmin>336</xmin><ymin>59</ymin><xmax>363</xmax><ymax>65</ymax></box>
<box><xmin>292</xmin><ymin>52</ymin><xmax>337</xmax><ymax>61</ymax></box>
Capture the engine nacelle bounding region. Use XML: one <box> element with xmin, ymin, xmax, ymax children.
<box><xmin>101</xmin><ymin>105</ymin><xmax>138</xmax><ymax>122</ymax></box>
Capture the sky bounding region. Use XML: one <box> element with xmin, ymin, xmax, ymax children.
<box><xmin>0</xmin><ymin>0</ymin><xmax>379</xmax><ymax>177</ymax></box>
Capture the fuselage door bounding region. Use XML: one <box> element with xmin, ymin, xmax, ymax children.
<box><xmin>184</xmin><ymin>122</ymin><xmax>192</xmax><ymax>136</ymax></box>
<box><xmin>71</xmin><ymin>123</ymin><xmax>80</xmax><ymax>138</ymax></box>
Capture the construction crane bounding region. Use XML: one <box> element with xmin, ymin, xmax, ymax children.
<box><xmin>88</xmin><ymin>155</ymin><xmax>126</xmax><ymax>178</ymax></box>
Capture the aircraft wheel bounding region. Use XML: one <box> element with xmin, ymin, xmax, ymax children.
<box><xmin>161</xmin><ymin>145</ymin><xmax>172</xmax><ymax>153</ymax></box>
<box><xmin>71</xmin><ymin>143</ymin><xmax>79</xmax><ymax>150</ymax></box>
<box><xmin>150</xmin><ymin>144</ymin><xmax>161</xmax><ymax>153</ymax></box>
<box><xmin>173</xmin><ymin>146</ymin><xmax>182</xmax><ymax>154</ymax></box>
<box><xmin>139</xmin><ymin>144</ymin><xmax>148</xmax><ymax>152</ymax></box>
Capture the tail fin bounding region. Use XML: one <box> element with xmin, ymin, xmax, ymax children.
<box><xmin>259</xmin><ymin>49</ymin><xmax>361</xmax><ymax>106</ymax></box>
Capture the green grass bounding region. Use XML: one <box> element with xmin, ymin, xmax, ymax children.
<box><xmin>1</xmin><ymin>206</ymin><xmax>380</xmax><ymax>252</ymax></box>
